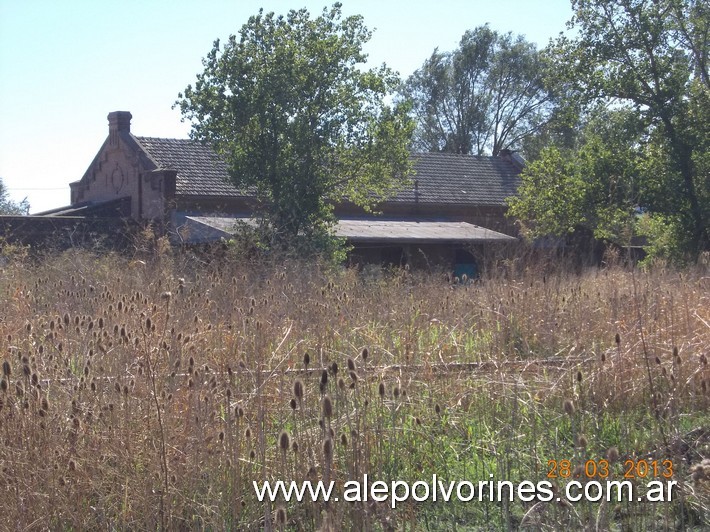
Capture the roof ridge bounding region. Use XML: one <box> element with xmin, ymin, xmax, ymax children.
<box><xmin>135</xmin><ymin>135</ymin><xmax>195</xmax><ymax>142</ymax></box>
<box><xmin>412</xmin><ymin>151</ymin><xmax>497</xmax><ymax>160</ymax></box>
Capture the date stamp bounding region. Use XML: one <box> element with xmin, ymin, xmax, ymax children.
<box><xmin>547</xmin><ymin>459</ymin><xmax>674</xmax><ymax>480</ymax></box>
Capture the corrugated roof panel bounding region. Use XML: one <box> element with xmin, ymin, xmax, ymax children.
<box><xmin>184</xmin><ymin>216</ymin><xmax>515</xmax><ymax>243</ymax></box>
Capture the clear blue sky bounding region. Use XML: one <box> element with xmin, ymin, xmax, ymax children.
<box><xmin>0</xmin><ymin>0</ymin><xmax>573</xmax><ymax>213</ymax></box>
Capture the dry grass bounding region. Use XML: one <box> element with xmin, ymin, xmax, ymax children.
<box><xmin>0</xmin><ymin>245</ymin><xmax>708</xmax><ymax>530</ymax></box>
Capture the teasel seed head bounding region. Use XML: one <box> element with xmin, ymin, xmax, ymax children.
<box><xmin>330</xmin><ymin>362</ymin><xmax>338</xmax><ymax>376</ymax></box>
<box><xmin>289</xmin><ymin>398</ymin><xmax>297</xmax><ymax>411</ymax></box>
<box><xmin>320</xmin><ymin>369</ymin><xmax>328</xmax><ymax>387</ymax></box>
<box><xmin>435</xmin><ymin>403</ymin><xmax>441</xmax><ymax>415</ymax></box>
<box><xmin>607</xmin><ymin>447</ymin><xmax>620</xmax><ymax>464</ymax></box>
<box><xmin>279</xmin><ymin>431</ymin><xmax>290</xmax><ymax>453</ymax></box>
<box><xmin>276</xmin><ymin>506</ymin><xmax>287</xmax><ymax>526</ymax></box>
<box><xmin>322</xmin><ymin>395</ymin><xmax>333</xmax><ymax>419</ymax></box>
<box><xmin>303</xmin><ymin>352</ymin><xmax>310</xmax><ymax>367</ymax></box>
<box><xmin>347</xmin><ymin>357</ymin><xmax>356</xmax><ymax>372</ymax></box>
<box><xmin>323</xmin><ymin>438</ymin><xmax>333</xmax><ymax>462</ymax></box>
<box><xmin>563</xmin><ymin>399</ymin><xmax>575</xmax><ymax>416</ymax></box>
<box><xmin>3</xmin><ymin>360</ymin><xmax>11</xmax><ymax>377</ymax></box>
<box><xmin>293</xmin><ymin>379</ymin><xmax>304</xmax><ymax>401</ymax></box>
<box><xmin>576</xmin><ymin>371</ymin><xmax>583</xmax><ymax>383</ymax></box>
<box><xmin>615</xmin><ymin>333</ymin><xmax>620</xmax><ymax>345</ymax></box>
<box><xmin>361</xmin><ymin>347</ymin><xmax>369</xmax><ymax>361</ymax></box>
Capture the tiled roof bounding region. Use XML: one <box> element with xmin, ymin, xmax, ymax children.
<box><xmin>398</xmin><ymin>153</ymin><xmax>521</xmax><ymax>206</ymax></box>
<box><xmin>134</xmin><ymin>136</ymin><xmax>521</xmax><ymax>205</ymax></box>
<box><xmin>135</xmin><ymin>137</ymin><xmax>247</xmax><ymax>197</ymax></box>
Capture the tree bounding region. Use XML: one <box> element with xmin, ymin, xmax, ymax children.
<box><xmin>508</xmin><ymin>106</ymin><xmax>646</xmax><ymax>245</ymax></box>
<box><xmin>0</xmin><ymin>178</ymin><xmax>29</xmax><ymax>215</ymax></box>
<box><xmin>519</xmin><ymin>0</ymin><xmax>709</xmax><ymax>258</ymax></box>
<box><xmin>175</xmin><ymin>4</ymin><xmax>413</xmax><ymax>254</ymax></box>
<box><xmin>399</xmin><ymin>26</ymin><xmax>555</xmax><ymax>156</ymax></box>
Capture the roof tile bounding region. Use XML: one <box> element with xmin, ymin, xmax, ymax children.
<box><xmin>134</xmin><ymin>137</ymin><xmax>521</xmax><ymax>205</ymax></box>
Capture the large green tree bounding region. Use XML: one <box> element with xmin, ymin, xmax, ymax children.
<box><xmin>176</xmin><ymin>4</ymin><xmax>413</xmax><ymax>253</ymax></box>
<box><xmin>400</xmin><ymin>26</ymin><xmax>555</xmax><ymax>156</ymax></box>
<box><xmin>513</xmin><ymin>0</ymin><xmax>709</xmax><ymax>258</ymax></box>
<box><xmin>509</xmin><ymin>106</ymin><xmax>646</xmax><ymax>244</ymax></box>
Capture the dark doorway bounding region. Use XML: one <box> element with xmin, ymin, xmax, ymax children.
<box><xmin>454</xmin><ymin>248</ymin><xmax>478</xmax><ymax>281</ymax></box>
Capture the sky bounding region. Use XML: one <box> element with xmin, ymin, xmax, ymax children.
<box><xmin>0</xmin><ymin>0</ymin><xmax>573</xmax><ymax>213</ymax></box>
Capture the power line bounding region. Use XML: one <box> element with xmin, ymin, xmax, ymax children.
<box><xmin>6</xmin><ymin>187</ymin><xmax>67</xmax><ymax>191</ymax></box>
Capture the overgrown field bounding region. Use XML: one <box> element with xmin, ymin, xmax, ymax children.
<box><xmin>1</xmin><ymin>249</ymin><xmax>709</xmax><ymax>530</ymax></box>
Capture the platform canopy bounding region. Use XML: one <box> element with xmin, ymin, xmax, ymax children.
<box><xmin>177</xmin><ymin>216</ymin><xmax>516</xmax><ymax>245</ymax></box>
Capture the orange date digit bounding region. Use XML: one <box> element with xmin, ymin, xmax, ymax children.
<box><xmin>597</xmin><ymin>459</ymin><xmax>610</xmax><ymax>479</ymax></box>
<box><xmin>547</xmin><ymin>459</ymin><xmax>573</xmax><ymax>478</ymax></box>
<box><xmin>623</xmin><ymin>459</ymin><xmax>635</xmax><ymax>478</ymax></box>
<box><xmin>559</xmin><ymin>459</ymin><xmax>572</xmax><ymax>478</ymax></box>
<box><xmin>547</xmin><ymin>459</ymin><xmax>558</xmax><ymax>478</ymax></box>
<box><xmin>662</xmin><ymin>459</ymin><xmax>674</xmax><ymax>478</ymax></box>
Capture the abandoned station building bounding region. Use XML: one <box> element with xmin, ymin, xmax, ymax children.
<box><xmin>34</xmin><ymin>111</ymin><xmax>523</xmax><ymax>273</ymax></box>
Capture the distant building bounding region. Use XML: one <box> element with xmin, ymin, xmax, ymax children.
<box><xmin>34</xmin><ymin>111</ymin><xmax>523</xmax><ymax>271</ymax></box>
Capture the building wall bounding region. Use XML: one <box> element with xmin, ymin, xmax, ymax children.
<box><xmin>69</xmin><ymin>112</ymin><xmax>174</xmax><ymax>222</ymax></box>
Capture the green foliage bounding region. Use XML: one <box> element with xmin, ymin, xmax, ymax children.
<box><xmin>509</xmin><ymin>107</ymin><xmax>643</xmax><ymax>245</ymax></box>
<box><xmin>400</xmin><ymin>25</ymin><xmax>554</xmax><ymax>156</ymax></box>
<box><xmin>523</xmin><ymin>0</ymin><xmax>710</xmax><ymax>259</ymax></box>
<box><xmin>175</xmin><ymin>3</ymin><xmax>414</xmax><ymax>257</ymax></box>
<box><xmin>0</xmin><ymin>177</ymin><xmax>29</xmax><ymax>215</ymax></box>
<box><xmin>224</xmin><ymin>217</ymin><xmax>350</xmax><ymax>268</ymax></box>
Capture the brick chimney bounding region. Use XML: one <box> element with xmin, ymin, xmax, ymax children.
<box><xmin>499</xmin><ymin>148</ymin><xmax>525</xmax><ymax>171</ymax></box>
<box><xmin>108</xmin><ymin>111</ymin><xmax>132</xmax><ymax>146</ymax></box>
